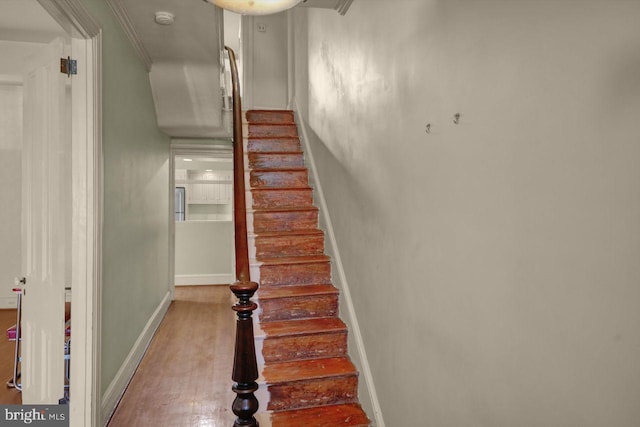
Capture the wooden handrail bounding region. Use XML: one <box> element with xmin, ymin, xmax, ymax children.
<box><xmin>226</xmin><ymin>46</ymin><xmax>250</xmax><ymax>283</ymax></box>
<box><xmin>226</xmin><ymin>46</ymin><xmax>260</xmax><ymax>427</ymax></box>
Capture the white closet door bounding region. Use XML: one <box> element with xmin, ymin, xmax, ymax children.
<box><xmin>21</xmin><ymin>37</ymin><xmax>70</xmax><ymax>404</ymax></box>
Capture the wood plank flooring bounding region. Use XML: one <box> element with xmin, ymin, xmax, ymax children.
<box><xmin>107</xmin><ymin>286</ymin><xmax>236</xmax><ymax>427</ymax></box>
<box><xmin>0</xmin><ymin>309</ymin><xmax>21</xmax><ymax>404</ymax></box>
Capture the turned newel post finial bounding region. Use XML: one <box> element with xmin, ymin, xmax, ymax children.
<box><xmin>230</xmin><ymin>281</ymin><xmax>260</xmax><ymax>427</ymax></box>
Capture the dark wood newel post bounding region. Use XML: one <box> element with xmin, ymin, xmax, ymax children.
<box><xmin>230</xmin><ymin>282</ymin><xmax>259</xmax><ymax>427</ymax></box>
<box><xmin>226</xmin><ymin>46</ymin><xmax>260</xmax><ymax>427</ymax></box>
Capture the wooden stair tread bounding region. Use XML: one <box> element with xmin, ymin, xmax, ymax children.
<box><xmin>249</xmin><ymin>122</ymin><xmax>297</xmax><ymax>127</ymax></box>
<box><xmin>255</xmin><ymin>254</ymin><xmax>330</xmax><ymax>266</ymax></box>
<box><xmin>247</xmin><ymin>137</ymin><xmax>301</xmax><ymax>152</ymax></box>
<box><xmin>263</xmin><ymin>357</ymin><xmax>356</xmax><ymax>384</ymax></box>
<box><xmin>252</xmin><ymin>229</ymin><xmax>324</xmax><ymax>238</ymax></box>
<box><xmin>248</xmin><ymin>153</ymin><xmax>305</xmax><ymax>169</ymax></box>
<box><xmin>247</xmin><ymin>109</ymin><xmax>294</xmax><ymax>112</ymax></box>
<box><xmin>261</xmin><ymin>317</ymin><xmax>346</xmax><ymax>338</ymax></box>
<box><xmin>271</xmin><ymin>403</ymin><xmax>370</xmax><ymax>427</ymax></box>
<box><xmin>259</xmin><ymin>284</ymin><xmax>338</xmax><ymax>299</ymax></box>
<box><xmin>246</xmin><ymin>110</ymin><xmax>294</xmax><ymax>124</ymax></box>
<box><xmin>247</xmin><ymin>136</ymin><xmax>300</xmax><ymax>140</ymax></box>
<box><xmin>248</xmin><ymin>123</ymin><xmax>298</xmax><ymax>138</ymax></box>
<box><xmin>250</xmin><ymin>206</ymin><xmax>318</xmax><ymax>213</ymax></box>
<box><xmin>251</xmin><ymin>167</ymin><xmax>308</xmax><ymax>172</ymax></box>
<box><xmin>246</xmin><ymin>150</ymin><xmax>303</xmax><ymax>155</ymax></box>
<box><xmin>250</xmin><ymin>186</ymin><xmax>313</xmax><ymax>192</ymax></box>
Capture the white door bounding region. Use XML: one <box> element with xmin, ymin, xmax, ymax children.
<box><xmin>21</xmin><ymin>37</ymin><xmax>71</xmax><ymax>404</ymax></box>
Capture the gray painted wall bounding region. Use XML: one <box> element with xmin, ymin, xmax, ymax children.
<box><xmin>81</xmin><ymin>0</ymin><xmax>172</xmax><ymax>397</ymax></box>
<box><xmin>295</xmin><ymin>1</ymin><xmax>640</xmax><ymax>426</ymax></box>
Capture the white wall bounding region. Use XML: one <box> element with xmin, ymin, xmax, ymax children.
<box><xmin>174</xmin><ymin>220</ymin><xmax>233</xmax><ymax>285</ymax></box>
<box><xmin>242</xmin><ymin>12</ymin><xmax>288</xmax><ymax>109</ymax></box>
<box><xmin>224</xmin><ymin>11</ymin><xmax>241</xmax><ymax>58</ymax></box>
<box><xmin>297</xmin><ymin>1</ymin><xmax>640</xmax><ymax>426</ymax></box>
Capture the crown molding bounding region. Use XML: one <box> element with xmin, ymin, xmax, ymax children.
<box><xmin>105</xmin><ymin>0</ymin><xmax>152</xmax><ymax>70</ymax></box>
<box><xmin>38</xmin><ymin>0</ymin><xmax>101</xmax><ymax>38</ymax></box>
<box><xmin>300</xmin><ymin>0</ymin><xmax>354</xmax><ymax>15</ymax></box>
<box><xmin>335</xmin><ymin>0</ymin><xmax>354</xmax><ymax>15</ymax></box>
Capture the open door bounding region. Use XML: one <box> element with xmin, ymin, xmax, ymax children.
<box><xmin>20</xmin><ymin>36</ymin><xmax>71</xmax><ymax>404</ymax></box>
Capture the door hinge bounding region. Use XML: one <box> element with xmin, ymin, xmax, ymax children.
<box><xmin>60</xmin><ymin>56</ymin><xmax>77</xmax><ymax>77</ymax></box>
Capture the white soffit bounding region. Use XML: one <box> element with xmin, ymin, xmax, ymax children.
<box><xmin>107</xmin><ymin>0</ymin><xmax>228</xmax><ymax>138</ymax></box>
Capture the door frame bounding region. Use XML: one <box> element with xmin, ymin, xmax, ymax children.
<box><xmin>36</xmin><ymin>1</ymin><xmax>102</xmax><ymax>425</ymax></box>
<box><xmin>169</xmin><ymin>143</ymin><xmax>234</xmax><ymax>295</ymax></box>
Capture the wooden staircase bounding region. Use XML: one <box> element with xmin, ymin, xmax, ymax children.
<box><xmin>246</xmin><ymin>110</ymin><xmax>370</xmax><ymax>427</ymax></box>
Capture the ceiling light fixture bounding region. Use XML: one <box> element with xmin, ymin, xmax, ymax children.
<box><xmin>183</xmin><ymin>158</ymin><xmax>193</xmax><ymax>162</ymax></box>
<box><xmin>206</xmin><ymin>0</ymin><xmax>303</xmax><ymax>15</ymax></box>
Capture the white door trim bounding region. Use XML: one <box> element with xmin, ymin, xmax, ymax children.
<box><xmin>37</xmin><ymin>1</ymin><xmax>102</xmax><ymax>425</ymax></box>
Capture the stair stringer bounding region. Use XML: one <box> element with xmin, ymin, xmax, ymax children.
<box><xmin>291</xmin><ymin>99</ymin><xmax>386</xmax><ymax>427</ymax></box>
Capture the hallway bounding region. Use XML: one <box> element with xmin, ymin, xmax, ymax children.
<box><xmin>107</xmin><ymin>286</ymin><xmax>236</xmax><ymax>426</ymax></box>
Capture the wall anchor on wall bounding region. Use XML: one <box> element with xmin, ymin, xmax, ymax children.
<box><xmin>453</xmin><ymin>113</ymin><xmax>461</xmax><ymax>125</ymax></box>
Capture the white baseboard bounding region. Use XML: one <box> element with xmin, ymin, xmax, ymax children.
<box><xmin>101</xmin><ymin>291</ymin><xmax>172</xmax><ymax>426</ymax></box>
<box><xmin>174</xmin><ymin>274</ymin><xmax>234</xmax><ymax>286</ymax></box>
<box><xmin>0</xmin><ymin>296</ymin><xmax>18</xmax><ymax>309</ymax></box>
<box><xmin>293</xmin><ymin>98</ymin><xmax>386</xmax><ymax>427</ymax></box>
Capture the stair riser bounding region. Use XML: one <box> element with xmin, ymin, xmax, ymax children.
<box><xmin>249</xmin><ymin>124</ymin><xmax>298</xmax><ymax>138</ymax></box>
<box><xmin>248</xmin><ymin>138</ymin><xmax>301</xmax><ymax>153</ymax></box>
<box><xmin>259</xmin><ymin>262</ymin><xmax>331</xmax><ymax>286</ymax></box>
<box><xmin>246</xmin><ymin>110</ymin><xmax>294</xmax><ymax>123</ymax></box>
<box><xmin>248</xmin><ymin>153</ymin><xmax>305</xmax><ymax>170</ymax></box>
<box><xmin>259</xmin><ymin>294</ymin><xmax>338</xmax><ymax>322</ymax></box>
<box><xmin>251</xmin><ymin>170</ymin><xmax>309</xmax><ymax>189</ymax></box>
<box><xmin>262</xmin><ymin>332</ymin><xmax>347</xmax><ymax>363</ymax></box>
<box><xmin>253</xmin><ymin>210</ymin><xmax>319</xmax><ymax>233</ymax></box>
<box><xmin>267</xmin><ymin>375</ymin><xmax>358</xmax><ymax>412</ymax></box>
<box><xmin>251</xmin><ymin>189</ymin><xmax>314</xmax><ymax>209</ymax></box>
<box><xmin>270</xmin><ymin>403</ymin><xmax>370</xmax><ymax>427</ymax></box>
<box><xmin>255</xmin><ymin>234</ymin><xmax>324</xmax><ymax>258</ymax></box>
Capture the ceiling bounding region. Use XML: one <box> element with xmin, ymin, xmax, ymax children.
<box><xmin>106</xmin><ymin>0</ymin><xmax>354</xmax><ymax>69</ymax></box>
<box><xmin>175</xmin><ymin>155</ymin><xmax>233</xmax><ymax>172</ymax></box>
<box><xmin>0</xmin><ymin>0</ymin><xmax>66</xmax><ymax>43</ymax></box>
<box><xmin>1</xmin><ymin>0</ymin><xmax>354</xmax><ymax>138</ymax></box>
<box><xmin>107</xmin><ymin>0</ymin><xmax>223</xmax><ymax>66</ymax></box>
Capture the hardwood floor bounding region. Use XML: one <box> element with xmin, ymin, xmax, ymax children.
<box><xmin>108</xmin><ymin>285</ymin><xmax>236</xmax><ymax>427</ymax></box>
<box><xmin>0</xmin><ymin>308</ymin><xmax>21</xmax><ymax>404</ymax></box>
